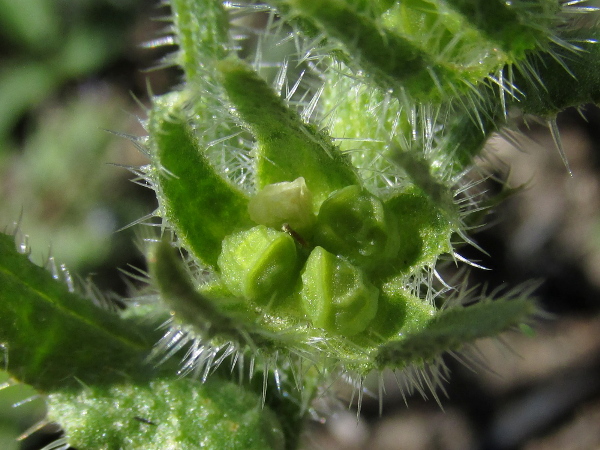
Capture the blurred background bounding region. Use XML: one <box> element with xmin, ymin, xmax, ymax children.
<box><xmin>1</xmin><ymin>1</ymin><xmax>600</xmax><ymax>449</ymax></box>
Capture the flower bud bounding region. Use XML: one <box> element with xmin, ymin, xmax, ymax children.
<box><xmin>248</xmin><ymin>178</ymin><xmax>316</xmax><ymax>236</ymax></box>
<box><xmin>314</xmin><ymin>185</ymin><xmax>399</xmax><ymax>269</ymax></box>
<box><xmin>218</xmin><ymin>225</ymin><xmax>299</xmax><ymax>305</ymax></box>
<box><xmin>300</xmin><ymin>246</ymin><xmax>379</xmax><ymax>336</ymax></box>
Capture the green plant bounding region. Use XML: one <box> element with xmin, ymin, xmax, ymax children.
<box><xmin>1</xmin><ymin>0</ymin><xmax>600</xmax><ymax>448</ymax></box>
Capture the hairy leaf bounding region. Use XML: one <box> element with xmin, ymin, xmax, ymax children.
<box><xmin>150</xmin><ymin>98</ymin><xmax>253</xmax><ymax>268</ymax></box>
<box><xmin>0</xmin><ymin>233</ymin><xmax>158</xmax><ymax>391</ymax></box>
<box><xmin>47</xmin><ymin>377</ymin><xmax>285</xmax><ymax>450</ymax></box>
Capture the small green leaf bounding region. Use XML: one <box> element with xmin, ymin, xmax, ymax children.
<box><xmin>515</xmin><ymin>32</ymin><xmax>600</xmax><ymax>117</ymax></box>
<box><xmin>278</xmin><ymin>0</ymin><xmax>497</xmax><ymax>101</ymax></box>
<box><xmin>442</xmin><ymin>0</ymin><xmax>559</xmax><ymax>59</ymax></box>
<box><xmin>171</xmin><ymin>0</ymin><xmax>230</xmax><ymax>82</ymax></box>
<box><xmin>375</xmin><ymin>296</ymin><xmax>536</xmax><ymax>369</ymax></box>
<box><xmin>150</xmin><ymin>96</ymin><xmax>253</xmax><ymax>268</ymax></box>
<box><xmin>0</xmin><ymin>233</ymin><xmax>158</xmax><ymax>391</ymax></box>
<box><xmin>281</xmin><ymin>0</ymin><xmax>447</xmax><ymax>99</ymax></box>
<box><xmin>216</xmin><ymin>59</ymin><xmax>360</xmax><ymax>207</ymax></box>
<box><xmin>149</xmin><ymin>239</ymin><xmax>275</xmax><ymax>348</ymax></box>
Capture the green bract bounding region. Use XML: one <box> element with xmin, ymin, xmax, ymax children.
<box><xmin>144</xmin><ymin>0</ymin><xmax>554</xmax><ymax>383</ymax></box>
<box><xmin>2</xmin><ymin>0</ymin><xmax>600</xmax><ymax>448</ymax></box>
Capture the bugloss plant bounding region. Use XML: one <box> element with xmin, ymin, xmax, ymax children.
<box><xmin>1</xmin><ymin>0</ymin><xmax>600</xmax><ymax>448</ymax></box>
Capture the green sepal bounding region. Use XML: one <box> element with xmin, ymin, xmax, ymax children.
<box><xmin>281</xmin><ymin>0</ymin><xmax>447</xmax><ymax>100</ymax></box>
<box><xmin>170</xmin><ymin>0</ymin><xmax>229</xmax><ymax>82</ymax></box>
<box><xmin>148</xmin><ymin>239</ymin><xmax>258</xmax><ymax>343</ymax></box>
<box><xmin>150</xmin><ymin>96</ymin><xmax>253</xmax><ymax>268</ymax></box>
<box><xmin>218</xmin><ymin>225</ymin><xmax>301</xmax><ymax>305</ymax></box>
<box><xmin>279</xmin><ymin>0</ymin><xmax>494</xmax><ymax>101</ymax></box>
<box><xmin>215</xmin><ymin>58</ymin><xmax>360</xmax><ymax>207</ymax></box>
<box><xmin>149</xmin><ymin>238</ymin><xmax>308</xmax><ymax>357</ymax></box>
<box><xmin>149</xmin><ymin>238</ymin><xmax>313</xmax><ymax>365</ymax></box>
<box><xmin>375</xmin><ymin>296</ymin><xmax>536</xmax><ymax>370</ymax></box>
<box><xmin>515</xmin><ymin>32</ymin><xmax>600</xmax><ymax>117</ymax></box>
<box><xmin>320</xmin><ymin>67</ymin><xmax>410</xmax><ymax>188</ymax></box>
<box><xmin>47</xmin><ymin>377</ymin><xmax>285</xmax><ymax>450</ymax></box>
<box><xmin>300</xmin><ymin>246</ymin><xmax>379</xmax><ymax>336</ymax></box>
<box><xmin>441</xmin><ymin>0</ymin><xmax>559</xmax><ymax>59</ymax></box>
<box><xmin>0</xmin><ymin>233</ymin><xmax>159</xmax><ymax>391</ymax></box>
